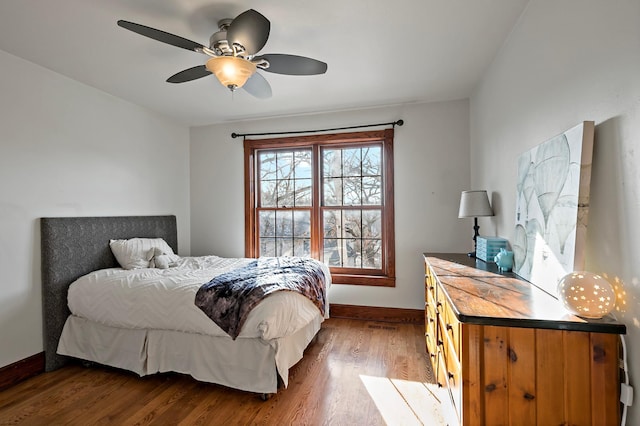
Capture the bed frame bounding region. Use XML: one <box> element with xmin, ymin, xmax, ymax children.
<box><xmin>41</xmin><ymin>215</ymin><xmax>178</xmax><ymax>372</ymax></box>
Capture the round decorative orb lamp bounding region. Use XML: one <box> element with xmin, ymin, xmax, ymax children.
<box><xmin>557</xmin><ymin>271</ymin><xmax>616</xmax><ymax>319</ymax></box>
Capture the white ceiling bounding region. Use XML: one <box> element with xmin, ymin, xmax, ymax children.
<box><xmin>0</xmin><ymin>0</ymin><xmax>528</xmax><ymax>127</ymax></box>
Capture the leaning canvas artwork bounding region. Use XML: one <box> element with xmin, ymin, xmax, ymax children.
<box><xmin>513</xmin><ymin>121</ymin><xmax>595</xmax><ymax>297</ymax></box>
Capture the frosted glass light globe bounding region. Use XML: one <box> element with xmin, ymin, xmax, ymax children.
<box><xmin>557</xmin><ymin>271</ymin><xmax>616</xmax><ymax>319</ymax></box>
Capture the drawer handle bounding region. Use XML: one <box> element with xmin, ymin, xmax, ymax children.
<box><xmin>429</xmin><ymin>318</ymin><xmax>434</xmax><ymax>323</ymax></box>
<box><xmin>438</xmin><ymin>339</ymin><xmax>443</xmax><ymax>347</ymax></box>
<box><xmin>446</xmin><ymin>323</ymin><xmax>453</xmax><ymax>331</ymax></box>
<box><xmin>448</xmin><ymin>372</ymin><xmax>454</xmax><ymax>379</ymax></box>
<box><xmin>436</xmin><ymin>302</ymin><xmax>442</xmax><ymax>308</ymax></box>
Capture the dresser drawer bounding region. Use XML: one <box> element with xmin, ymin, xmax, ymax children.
<box><xmin>439</xmin><ymin>321</ymin><xmax>459</xmax><ymax>366</ymax></box>
<box><xmin>442</xmin><ymin>298</ymin><xmax>460</xmax><ymax>358</ymax></box>
<box><xmin>441</xmin><ymin>324</ymin><xmax>462</xmax><ymax>418</ymax></box>
<box><xmin>425</xmin><ymin>296</ymin><xmax>438</xmax><ymax>359</ymax></box>
<box><xmin>436</xmin><ymin>349</ymin><xmax>462</xmax><ymax>424</ymax></box>
<box><xmin>446</xmin><ymin>355</ymin><xmax>462</xmax><ymax>424</ymax></box>
<box><xmin>435</xmin><ymin>347</ymin><xmax>448</xmax><ymax>389</ymax></box>
<box><xmin>425</xmin><ymin>270</ymin><xmax>437</xmax><ymax>295</ymax></box>
<box><xmin>425</xmin><ymin>266</ymin><xmax>440</xmax><ymax>361</ymax></box>
<box><xmin>435</xmin><ymin>280</ymin><xmax>447</xmax><ymax>315</ymax></box>
<box><xmin>438</xmin><ymin>313</ymin><xmax>461</xmax><ymax>410</ymax></box>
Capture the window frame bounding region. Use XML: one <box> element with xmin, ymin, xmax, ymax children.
<box><xmin>244</xmin><ymin>129</ymin><xmax>395</xmax><ymax>287</ymax></box>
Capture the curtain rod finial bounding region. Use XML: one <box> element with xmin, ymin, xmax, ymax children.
<box><xmin>395</xmin><ymin>119</ymin><xmax>404</xmax><ymax>127</ymax></box>
<box><xmin>231</xmin><ymin>132</ymin><xmax>239</xmax><ymax>138</ymax></box>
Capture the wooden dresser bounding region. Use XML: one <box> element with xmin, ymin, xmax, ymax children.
<box><xmin>424</xmin><ymin>253</ymin><xmax>626</xmax><ymax>426</ymax></box>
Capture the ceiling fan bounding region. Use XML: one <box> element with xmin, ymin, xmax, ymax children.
<box><xmin>117</xmin><ymin>9</ymin><xmax>327</xmax><ymax>99</ymax></box>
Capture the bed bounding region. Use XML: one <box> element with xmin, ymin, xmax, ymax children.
<box><xmin>40</xmin><ymin>215</ymin><xmax>330</xmax><ymax>396</ymax></box>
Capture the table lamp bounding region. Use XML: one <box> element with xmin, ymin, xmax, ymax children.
<box><xmin>458</xmin><ymin>190</ymin><xmax>494</xmax><ymax>257</ymax></box>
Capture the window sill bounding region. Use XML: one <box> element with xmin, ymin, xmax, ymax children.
<box><xmin>330</xmin><ymin>273</ymin><xmax>395</xmax><ymax>287</ymax></box>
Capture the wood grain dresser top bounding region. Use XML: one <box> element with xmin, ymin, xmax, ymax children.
<box><xmin>424</xmin><ymin>253</ymin><xmax>626</xmax><ymax>334</ymax></box>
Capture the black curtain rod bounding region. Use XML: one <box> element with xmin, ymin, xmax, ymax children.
<box><xmin>231</xmin><ymin>119</ymin><xmax>404</xmax><ymax>139</ymax></box>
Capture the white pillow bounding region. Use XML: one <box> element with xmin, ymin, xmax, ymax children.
<box><xmin>109</xmin><ymin>238</ymin><xmax>176</xmax><ymax>270</ymax></box>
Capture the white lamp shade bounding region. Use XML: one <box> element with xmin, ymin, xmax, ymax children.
<box><xmin>557</xmin><ymin>271</ymin><xmax>616</xmax><ymax>319</ymax></box>
<box><xmin>206</xmin><ymin>56</ymin><xmax>257</xmax><ymax>89</ymax></box>
<box><xmin>458</xmin><ymin>190</ymin><xmax>494</xmax><ymax>218</ymax></box>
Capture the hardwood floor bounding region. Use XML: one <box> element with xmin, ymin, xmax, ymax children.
<box><xmin>0</xmin><ymin>319</ymin><xmax>446</xmax><ymax>425</ymax></box>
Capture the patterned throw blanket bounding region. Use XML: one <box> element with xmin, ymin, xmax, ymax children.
<box><xmin>195</xmin><ymin>257</ymin><xmax>327</xmax><ymax>339</ymax></box>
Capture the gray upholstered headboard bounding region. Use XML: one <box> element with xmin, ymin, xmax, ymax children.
<box><xmin>40</xmin><ymin>215</ymin><xmax>178</xmax><ymax>371</ymax></box>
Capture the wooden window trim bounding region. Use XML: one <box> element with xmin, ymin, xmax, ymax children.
<box><xmin>244</xmin><ymin>129</ymin><xmax>395</xmax><ymax>287</ymax></box>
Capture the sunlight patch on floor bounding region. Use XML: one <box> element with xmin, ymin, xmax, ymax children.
<box><xmin>359</xmin><ymin>375</ymin><xmax>448</xmax><ymax>425</ymax></box>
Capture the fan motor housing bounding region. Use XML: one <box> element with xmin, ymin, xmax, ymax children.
<box><xmin>210</xmin><ymin>31</ymin><xmax>232</xmax><ymax>55</ymax></box>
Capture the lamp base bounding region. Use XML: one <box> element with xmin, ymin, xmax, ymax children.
<box><xmin>468</xmin><ymin>217</ymin><xmax>480</xmax><ymax>259</ymax></box>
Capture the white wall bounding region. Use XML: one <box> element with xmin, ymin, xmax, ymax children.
<box><xmin>0</xmin><ymin>50</ymin><xmax>191</xmax><ymax>367</ymax></box>
<box><xmin>471</xmin><ymin>0</ymin><xmax>640</xmax><ymax>423</ymax></box>
<box><xmin>190</xmin><ymin>100</ymin><xmax>471</xmax><ymax>310</ymax></box>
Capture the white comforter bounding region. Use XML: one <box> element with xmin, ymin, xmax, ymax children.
<box><xmin>67</xmin><ymin>256</ymin><xmax>330</xmax><ymax>341</ymax></box>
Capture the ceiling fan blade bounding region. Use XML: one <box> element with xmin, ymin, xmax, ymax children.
<box><xmin>226</xmin><ymin>9</ymin><xmax>270</xmax><ymax>55</ymax></box>
<box><xmin>255</xmin><ymin>54</ymin><xmax>327</xmax><ymax>75</ymax></box>
<box><xmin>243</xmin><ymin>72</ymin><xmax>272</xmax><ymax>99</ymax></box>
<box><xmin>166</xmin><ymin>65</ymin><xmax>211</xmax><ymax>83</ymax></box>
<box><xmin>117</xmin><ymin>20</ymin><xmax>205</xmax><ymax>52</ymax></box>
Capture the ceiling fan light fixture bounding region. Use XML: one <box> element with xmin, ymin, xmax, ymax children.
<box><xmin>117</xmin><ymin>9</ymin><xmax>327</xmax><ymax>98</ymax></box>
<box><xmin>206</xmin><ymin>56</ymin><xmax>256</xmax><ymax>91</ymax></box>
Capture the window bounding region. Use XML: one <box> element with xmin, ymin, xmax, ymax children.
<box><xmin>244</xmin><ymin>129</ymin><xmax>395</xmax><ymax>286</ymax></box>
